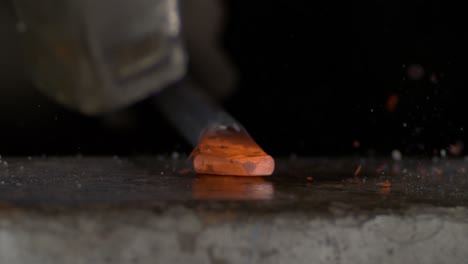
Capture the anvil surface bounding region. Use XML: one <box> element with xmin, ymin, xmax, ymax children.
<box><xmin>1</xmin><ymin>156</ymin><xmax>467</xmax><ymax>264</ymax></box>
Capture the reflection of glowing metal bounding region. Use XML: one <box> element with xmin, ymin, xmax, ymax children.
<box><xmin>192</xmin><ymin>175</ymin><xmax>274</xmax><ymax>200</ymax></box>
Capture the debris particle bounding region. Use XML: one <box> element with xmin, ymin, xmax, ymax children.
<box><xmin>2</xmin><ymin>161</ymin><xmax>8</xmax><ymax>167</ymax></box>
<box><xmin>306</xmin><ymin>176</ymin><xmax>313</xmax><ymax>181</ymax></box>
<box><xmin>391</xmin><ymin>150</ymin><xmax>402</xmax><ymax>161</ymax></box>
<box><xmin>440</xmin><ymin>149</ymin><xmax>447</xmax><ymax>158</ymax></box>
<box><xmin>385</xmin><ymin>94</ymin><xmax>399</xmax><ymax>112</ymax></box>
<box><xmin>406</xmin><ymin>64</ymin><xmax>425</xmax><ymax>80</ymax></box>
<box><xmin>76</xmin><ymin>182</ymin><xmax>82</xmax><ymax>188</ymax></box>
<box><xmin>433</xmin><ymin>167</ymin><xmax>443</xmax><ymax>176</ymax></box>
<box><xmin>449</xmin><ymin>141</ymin><xmax>464</xmax><ymax>156</ymax></box>
<box><xmin>352</xmin><ymin>140</ymin><xmax>360</xmax><ymax>148</ymax></box>
<box><xmin>171</xmin><ymin>151</ymin><xmax>180</xmax><ymax>160</ymax></box>
<box><xmin>354</xmin><ymin>165</ymin><xmax>362</xmax><ymax>177</ymax></box>
<box><xmin>376</xmin><ymin>165</ymin><xmax>387</xmax><ymax>173</ymax></box>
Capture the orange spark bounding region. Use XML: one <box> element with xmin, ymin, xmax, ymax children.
<box><xmin>386</xmin><ymin>94</ymin><xmax>399</xmax><ymax>112</ymax></box>
<box><xmin>354</xmin><ymin>165</ymin><xmax>362</xmax><ymax>177</ymax></box>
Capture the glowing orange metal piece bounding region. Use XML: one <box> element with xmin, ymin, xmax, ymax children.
<box><xmin>192</xmin><ymin>128</ymin><xmax>275</xmax><ymax>176</ymax></box>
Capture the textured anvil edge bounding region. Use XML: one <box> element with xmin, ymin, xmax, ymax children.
<box><xmin>1</xmin><ymin>205</ymin><xmax>468</xmax><ymax>264</ymax></box>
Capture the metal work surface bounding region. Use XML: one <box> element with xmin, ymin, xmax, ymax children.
<box><xmin>1</xmin><ymin>156</ymin><xmax>468</xmax><ymax>263</ymax></box>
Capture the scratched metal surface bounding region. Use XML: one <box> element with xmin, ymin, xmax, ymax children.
<box><xmin>0</xmin><ymin>156</ymin><xmax>467</xmax><ymax>211</ymax></box>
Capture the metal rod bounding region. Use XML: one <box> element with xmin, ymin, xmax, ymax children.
<box><xmin>153</xmin><ymin>78</ymin><xmax>241</xmax><ymax>147</ymax></box>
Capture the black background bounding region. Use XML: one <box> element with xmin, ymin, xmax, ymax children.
<box><xmin>1</xmin><ymin>0</ymin><xmax>468</xmax><ymax>157</ymax></box>
<box><xmin>224</xmin><ymin>0</ymin><xmax>468</xmax><ymax>157</ymax></box>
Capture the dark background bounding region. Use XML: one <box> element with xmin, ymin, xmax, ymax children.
<box><xmin>224</xmin><ymin>0</ymin><xmax>468</xmax><ymax>157</ymax></box>
<box><xmin>1</xmin><ymin>0</ymin><xmax>468</xmax><ymax>157</ymax></box>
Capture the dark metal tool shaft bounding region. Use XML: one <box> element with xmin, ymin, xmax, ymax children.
<box><xmin>154</xmin><ymin>79</ymin><xmax>241</xmax><ymax>147</ymax></box>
